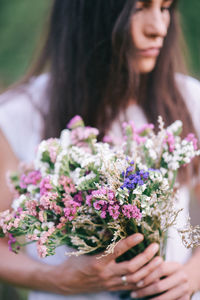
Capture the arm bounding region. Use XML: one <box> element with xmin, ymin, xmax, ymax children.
<box><xmin>0</xmin><ymin>130</ymin><xmax>55</xmax><ymax>292</ymax></box>
<box><xmin>0</xmin><ymin>130</ymin><xmax>163</xmax><ymax>295</ymax></box>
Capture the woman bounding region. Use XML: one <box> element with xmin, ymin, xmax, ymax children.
<box><xmin>0</xmin><ymin>0</ymin><xmax>200</xmax><ymax>299</ymax></box>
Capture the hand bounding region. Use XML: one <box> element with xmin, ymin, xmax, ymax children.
<box><xmin>48</xmin><ymin>233</ymin><xmax>160</xmax><ymax>295</ymax></box>
<box><xmin>130</xmin><ymin>260</ymin><xmax>197</xmax><ymax>300</ymax></box>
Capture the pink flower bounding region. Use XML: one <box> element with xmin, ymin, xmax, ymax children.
<box><xmin>93</xmin><ymin>200</ymin><xmax>108</xmax><ymax>219</ymax></box>
<box><xmin>39</xmin><ymin>232</ymin><xmax>49</xmax><ymax>244</ymax></box>
<box><xmin>48</xmin><ymin>226</ymin><xmax>55</xmax><ymax>236</ymax></box>
<box><xmin>185</xmin><ymin>133</ymin><xmax>198</xmax><ymax>150</ymax></box>
<box><xmin>59</xmin><ymin>176</ymin><xmax>76</xmax><ymax>194</ymax></box>
<box><xmin>46</xmin><ymin>138</ymin><xmax>59</xmax><ymax>163</ymax></box>
<box><xmin>57</xmin><ymin>222</ymin><xmax>65</xmax><ymax>229</ymax></box>
<box><xmin>100</xmin><ymin>211</ymin><xmax>107</xmax><ymax>219</ymax></box>
<box><xmin>40</xmin><ymin>177</ymin><xmax>53</xmax><ymax>196</ymax></box>
<box><xmin>20</xmin><ymin>170</ymin><xmax>41</xmax><ymax>189</ymax></box>
<box><xmin>40</xmin><ymin>192</ymin><xmax>58</xmax><ymax>209</ymax></box>
<box><xmin>63</xmin><ymin>200</ymin><xmax>80</xmax><ymax>221</ymax></box>
<box><xmin>136</xmin><ymin>124</ymin><xmax>154</xmax><ymax>134</ymax></box>
<box><xmin>165</xmin><ymin>131</ymin><xmax>175</xmax><ymax>152</ymax></box>
<box><xmin>57</xmin><ymin>217</ymin><xmax>67</xmax><ymax>229</ymax></box>
<box><xmin>71</xmin><ymin>127</ymin><xmax>99</xmax><ymax>145</ymax></box>
<box><xmin>26</xmin><ymin>200</ymin><xmax>38</xmax><ymax>217</ymax></box>
<box><xmin>107</xmin><ymin>191</ymin><xmax>115</xmax><ymax>201</ymax></box>
<box><xmin>86</xmin><ymin>195</ymin><xmax>93</xmax><ymax>207</ymax></box>
<box><xmin>13</xmin><ymin>218</ymin><xmax>20</xmax><ymax>228</ymax></box>
<box><xmin>93</xmin><ymin>200</ymin><xmax>107</xmax><ymax>210</ymax></box>
<box><xmin>123</xmin><ymin>121</ymin><xmax>147</xmax><ymax>144</ymax></box>
<box><xmin>27</xmin><ymin>234</ymin><xmax>39</xmax><ymax>241</ymax></box>
<box><xmin>102</xmin><ymin>135</ymin><xmax>113</xmax><ymax>143</ymax></box>
<box><xmin>37</xmin><ymin>244</ymin><xmax>48</xmax><ymax>258</ymax></box>
<box><xmin>67</xmin><ymin>115</ymin><xmax>84</xmax><ymax>129</ymax></box>
<box><xmin>122</xmin><ymin>204</ymin><xmax>142</xmax><ymax>221</ymax></box>
<box><xmin>108</xmin><ymin>204</ymin><xmax>120</xmax><ymax>220</ymax></box>
<box><xmin>39</xmin><ymin>211</ymin><xmax>45</xmax><ymax>222</ymax></box>
<box><xmin>50</xmin><ymin>202</ymin><xmax>62</xmax><ymax>215</ymax></box>
<box><xmin>40</xmin><ymin>194</ymin><xmax>51</xmax><ymax>209</ymax></box>
<box><xmin>91</xmin><ymin>188</ymin><xmax>107</xmax><ymax>197</ymax></box>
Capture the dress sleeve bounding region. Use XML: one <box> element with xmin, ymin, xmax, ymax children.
<box><xmin>176</xmin><ymin>73</ymin><xmax>200</xmax><ymax>139</ymax></box>
<box><xmin>0</xmin><ymin>75</ymin><xmax>48</xmax><ymax>161</ymax></box>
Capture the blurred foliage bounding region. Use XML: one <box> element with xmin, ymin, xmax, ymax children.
<box><xmin>0</xmin><ymin>0</ymin><xmax>50</xmax><ymax>87</ymax></box>
<box><xmin>0</xmin><ymin>0</ymin><xmax>199</xmax><ymax>88</ymax></box>
<box><xmin>179</xmin><ymin>0</ymin><xmax>200</xmax><ymax>79</ymax></box>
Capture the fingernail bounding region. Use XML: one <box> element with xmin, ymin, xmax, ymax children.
<box><xmin>152</xmin><ymin>243</ymin><xmax>159</xmax><ymax>252</ymax></box>
<box><xmin>135</xmin><ymin>234</ymin><xmax>143</xmax><ymax>242</ymax></box>
<box><xmin>155</xmin><ymin>257</ymin><xmax>162</xmax><ymax>266</ymax></box>
<box><xmin>131</xmin><ymin>292</ymin><xmax>138</xmax><ymax>298</ymax></box>
<box><xmin>136</xmin><ymin>280</ymin><xmax>144</xmax><ymax>287</ymax></box>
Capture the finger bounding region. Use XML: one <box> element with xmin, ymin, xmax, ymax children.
<box><xmin>126</xmin><ymin>256</ymin><xmax>163</xmax><ymax>285</ymax></box>
<box><xmin>148</xmin><ymin>283</ymin><xmax>190</xmax><ymax>300</ymax></box>
<box><xmin>177</xmin><ymin>296</ymin><xmax>190</xmax><ymax>300</ymax></box>
<box><xmin>137</xmin><ymin>261</ymin><xmax>181</xmax><ymax>287</ymax></box>
<box><xmin>106</xmin><ymin>233</ymin><xmax>144</xmax><ymax>261</ymax></box>
<box><xmin>110</xmin><ymin>243</ymin><xmax>159</xmax><ymax>276</ymax></box>
<box><xmin>131</xmin><ymin>271</ymin><xmax>188</xmax><ymax>299</ymax></box>
<box><xmin>103</xmin><ymin>276</ymin><xmax>137</xmax><ymax>291</ymax></box>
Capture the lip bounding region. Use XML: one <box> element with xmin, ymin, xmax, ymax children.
<box><xmin>137</xmin><ymin>47</ymin><xmax>161</xmax><ymax>57</ymax></box>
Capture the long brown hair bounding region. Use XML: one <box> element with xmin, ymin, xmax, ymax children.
<box><xmin>28</xmin><ymin>0</ymin><xmax>199</xmax><ymax>181</ymax></box>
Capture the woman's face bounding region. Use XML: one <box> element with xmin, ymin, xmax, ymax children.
<box><xmin>131</xmin><ymin>0</ymin><xmax>173</xmax><ymax>73</ymax></box>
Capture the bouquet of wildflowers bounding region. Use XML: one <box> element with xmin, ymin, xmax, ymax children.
<box><xmin>0</xmin><ymin>115</ymin><xmax>200</xmax><ymax>260</ymax></box>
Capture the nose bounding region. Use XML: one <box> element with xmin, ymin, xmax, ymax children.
<box><xmin>145</xmin><ymin>9</ymin><xmax>168</xmax><ymax>38</ymax></box>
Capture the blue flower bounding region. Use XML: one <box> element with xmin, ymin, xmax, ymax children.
<box><xmin>121</xmin><ymin>165</ymin><xmax>149</xmax><ymax>191</ymax></box>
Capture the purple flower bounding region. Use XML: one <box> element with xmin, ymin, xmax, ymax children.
<box><xmin>143</xmin><ymin>172</ymin><xmax>149</xmax><ymax>180</ymax></box>
<box><xmin>138</xmin><ymin>180</ymin><xmax>144</xmax><ymax>186</ymax></box>
<box><xmin>8</xmin><ymin>234</ymin><xmax>20</xmax><ymax>253</ymax></box>
<box><xmin>126</xmin><ymin>166</ymin><xmax>133</xmax><ymax>173</ymax></box>
<box><xmin>121</xmin><ymin>166</ymin><xmax>149</xmax><ymax>191</ymax></box>
<box><xmin>74</xmin><ymin>192</ymin><xmax>83</xmax><ymax>204</ymax></box>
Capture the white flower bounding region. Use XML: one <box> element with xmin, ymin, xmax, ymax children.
<box><xmin>167</xmin><ymin>120</ymin><xmax>182</xmax><ymax>134</ymax></box>
<box><xmin>145</xmin><ymin>139</ymin><xmax>153</xmax><ymax>149</ymax></box>
<box><xmin>41</xmin><ymin>222</ymin><xmax>54</xmax><ymax>230</ymax></box>
<box><xmin>70</xmin><ymin>168</ymin><xmax>81</xmax><ymax>183</ymax></box>
<box><xmin>149</xmin><ymin>149</ymin><xmax>157</xmax><ymax>160</ymax></box>
<box><xmin>52</xmin><ymin>174</ymin><xmax>59</xmax><ymax>186</ymax></box>
<box><xmin>133</xmin><ymin>184</ymin><xmax>146</xmax><ymax>195</ymax></box>
<box><xmin>168</xmin><ymin>161</ymin><xmax>179</xmax><ymax>170</ymax></box>
<box><xmin>60</xmin><ymin>129</ymin><xmax>71</xmax><ymax>148</ymax></box>
<box><xmin>33</xmin><ymin>229</ymin><xmax>41</xmax><ymax>235</ymax></box>
<box><xmin>27</xmin><ymin>184</ymin><xmax>37</xmax><ymax>193</ymax></box>
<box><xmin>12</xmin><ymin>195</ymin><xmax>27</xmax><ymax>211</ymax></box>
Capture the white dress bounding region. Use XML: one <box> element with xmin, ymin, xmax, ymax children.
<box><xmin>0</xmin><ymin>73</ymin><xmax>200</xmax><ymax>300</ymax></box>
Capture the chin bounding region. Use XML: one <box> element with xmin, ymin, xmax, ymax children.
<box><xmin>138</xmin><ymin>58</ymin><xmax>157</xmax><ymax>74</ymax></box>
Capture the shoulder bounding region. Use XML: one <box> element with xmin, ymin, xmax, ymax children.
<box><xmin>176</xmin><ymin>73</ymin><xmax>200</xmax><ymax>138</ymax></box>
<box><xmin>0</xmin><ymin>73</ymin><xmax>49</xmax><ymax>113</ymax></box>
<box><xmin>0</xmin><ymin>74</ymin><xmax>49</xmax><ymax>161</ymax></box>
<box><xmin>176</xmin><ymin>73</ymin><xmax>200</xmax><ymax>97</ymax></box>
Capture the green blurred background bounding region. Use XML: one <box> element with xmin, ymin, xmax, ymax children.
<box><xmin>0</xmin><ymin>0</ymin><xmax>200</xmax><ymax>89</ymax></box>
<box><xmin>0</xmin><ymin>0</ymin><xmax>199</xmax><ymax>299</ymax></box>
<box><xmin>0</xmin><ymin>0</ymin><xmax>50</xmax><ymax>89</ymax></box>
